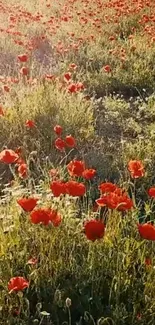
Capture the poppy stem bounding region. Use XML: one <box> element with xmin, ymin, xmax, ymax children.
<box><xmin>9</xmin><ymin>164</ymin><xmax>16</xmax><ymax>179</ymax></box>
<box><xmin>59</xmin><ymin>148</ymin><xmax>74</xmax><ymax>165</ymax></box>
<box><xmin>67</xmin><ymin>306</ymin><xmax>71</xmax><ymax>325</ymax></box>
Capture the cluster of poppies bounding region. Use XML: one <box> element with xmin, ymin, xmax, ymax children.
<box><xmin>1</xmin><ymin>131</ymin><xmax>155</xmax><ymax>243</ymax></box>
<box><xmin>96</xmin><ymin>183</ymin><xmax>133</xmax><ymax>211</ymax></box>
<box><xmin>17</xmin><ymin>53</ymin><xmax>29</xmax><ymax>77</ymax></box>
<box><xmin>1</xmin><ymin>127</ymin><xmax>155</xmax><ymax>294</ymax></box>
<box><xmin>50</xmin><ymin>159</ymin><xmax>96</xmax><ymax>197</ymax></box>
<box><xmin>1</xmin><ymin>51</ymin><xmax>85</xmax><ymax>95</ymax></box>
<box><xmin>54</xmin><ymin>124</ymin><xmax>77</xmax><ymax>151</ymax></box>
<box><xmin>0</xmin><ymin>0</ymin><xmax>154</xmax><ymax>97</ymax></box>
<box><xmin>0</xmin><ymin>148</ymin><xmax>28</xmax><ymax>178</ymax></box>
<box><xmin>17</xmin><ymin>197</ymin><xmax>61</xmax><ymax>226</ymax></box>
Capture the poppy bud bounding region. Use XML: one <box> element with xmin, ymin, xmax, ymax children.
<box><xmin>66</xmin><ymin>298</ymin><xmax>72</xmax><ymax>308</ymax></box>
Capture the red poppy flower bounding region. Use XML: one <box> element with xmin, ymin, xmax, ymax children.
<box><xmin>115</xmin><ymin>193</ymin><xmax>133</xmax><ymax>211</ymax></box>
<box><xmin>138</xmin><ymin>223</ymin><xmax>155</xmax><ymax>241</ymax></box>
<box><xmin>109</xmin><ymin>36</ymin><xmax>115</xmax><ymax>41</ymax></box>
<box><xmin>64</xmin><ymin>72</ymin><xmax>71</xmax><ymax>82</ymax></box>
<box><xmin>145</xmin><ymin>258</ymin><xmax>152</xmax><ymax>266</ymax></box>
<box><xmin>2</xmin><ymin>85</ymin><xmax>10</xmax><ymax>92</ymax></box>
<box><xmin>54</xmin><ymin>125</ymin><xmax>62</xmax><ymax>136</ymax></box>
<box><xmin>8</xmin><ymin>277</ymin><xmax>29</xmax><ymax>292</ymax></box>
<box><xmin>16</xmin><ymin>157</ymin><xmax>25</xmax><ymax>165</ymax></box>
<box><xmin>15</xmin><ymin>147</ymin><xmax>22</xmax><ymax>155</ymax></box>
<box><xmin>113</xmin><ymin>187</ymin><xmax>123</xmax><ymax>196</ymax></box>
<box><xmin>18</xmin><ymin>54</ymin><xmax>28</xmax><ymax>62</ymax></box>
<box><xmin>30</xmin><ymin>208</ymin><xmax>61</xmax><ymax>226</ymax></box>
<box><xmin>65</xmin><ymin>135</ymin><xmax>76</xmax><ymax>148</ymax></box>
<box><xmin>0</xmin><ymin>149</ymin><xmax>19</xmax><ymax>164</ymax></box>
<box><xmin>45</xmin><ymin>74</ymin><xmax>55</xmax><ymax>81</ymax></box>
<box><xmin>18</xmin><ymin>163</ymin><xmax>28</xmax><ymax>179</ymax></box>
<box><xmin>66</xmin><ymin>180</ymin><xmax>86</xmax><ymax>196</ymax></box>
<box><xmin>76</xmin><ymin>82</ymin><xmax>85</xmax><ymax>91</ymax></box>
<box><xmin>98</xmin><ymin>182</ymin><xmax>117</xmax><ymax>193</ymax></box>
<box><xmin>96</xmin><ymin>192</ymin><xmax>133</xmax><ymax>211</ymax></box>
<box><xmin>83</xmin><ymin>95</ymin><xmax>90</xmax><ymax>101</ymax></box>
<box><xmin>82</xmin><ymin>169</ymin><xmax>96</xmax><ymax>180</ymax></box>
<box><xmin>50</xmin><ymin>210</ymin><xmax>62</xmax><ymax>227</ymax></box>
<box><xmin>148</xmin><ymin>187</ymin><xmax>155</xmax><ymax>198</ymax></box>
<box><xmin>12</xmin><ymin>308</ymin><xmax>20</xmax><ymax>316</ymax></box>
<box><xmin>50</xmin><ymin>180</ymin><xmax>66</xmax><ymax>197</ymax></box>
<box><xmin>25</xmin><ymin>120</ymin><xmax>35</xmax><ymax>128</ymax></box>
<box><xmin>137</xmin><ymin>313</ymin><xmax>142</xmax><ymax>321</ymax></box>
<box><xmin>67</xmin><ymin>83</ymin><xmax>77</xmax><ymax>93</ymax></box>
<box><xmin>27</xmin><ymin>257</ymin><xmax>38</xmax><ymax>265</ymax></box>
<box><xmin>84</xmin><ymin>219</ymin><xmax>105</xmax><ymax>241</ymax></box>
<box><xmin>55</xmin><ymin>138</ymin><xmax>66</xmax><ymax>151</ymax></box>
<box><xmin>67</xmin><ymin>160</ymin><xmax>85</xmax><ymax>177</ymax></box>
<box><xmin>0</xmin><ymin>106</ymin><xmax>4</xmax><ymax>116</ymax></box>
<box><xmin>128</xmin><ymin>160</ymin><xmax>145</xmax><ymax>178</ymax></box>
<box><xmin>103</xmin><ymin>65</ymin><xmax>111</xmax><ymax>73</ymax></box>
<box><xmin>30</xmin><ymin>208</ymin><xmax>50</xmax><ymax>225</ymax></box>
<box><xmin>20</xmin><ymin>67</ymin><xmax>29</xmax><ymax>76</ymax></box>
<box><xmin>96</xmin><ymin>196</ymin><xmax>108</xmax><ymax>207</ymax></box>
<box><xmin>69</xmin><ymin>63</ymin><xmax>77</xmax><ymax>70</ymax></box>
<box><xmin>17</xmin><ymin>197</ymin><xmax>38</xmax><ymax>212</ymax></box>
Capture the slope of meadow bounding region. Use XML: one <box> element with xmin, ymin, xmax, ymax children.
<box><xmin>0</xmin><ymin>0</ymin><xmax>155</xmax><ymax>324</ymax></box>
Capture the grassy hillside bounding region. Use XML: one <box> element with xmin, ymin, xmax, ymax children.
<box><xmin>0</xmin><ymin>0</ymin><xmax>155</xmax><ymax>324</ymax></box>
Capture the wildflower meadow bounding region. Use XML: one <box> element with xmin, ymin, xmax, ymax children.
<box><xmin>0</xmin><ymin>0</ymin><xmax>155</xmax><ymax>324</ymax></box>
